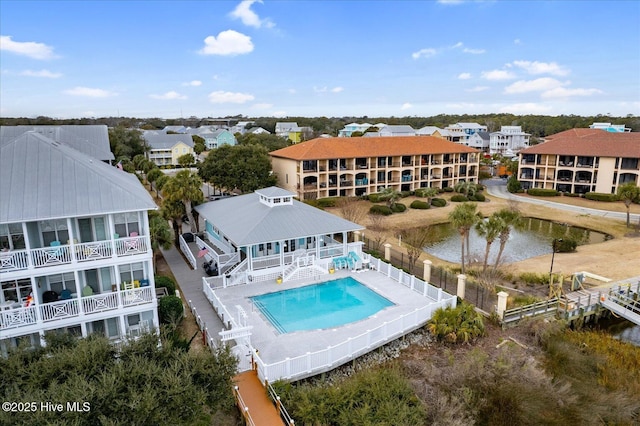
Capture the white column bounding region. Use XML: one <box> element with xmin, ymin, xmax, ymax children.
<box><xmin>384</xmin><ymin>243</ymin><xmax>391</xmax><ymax>262</ymax></box>
<box><xmin>354</xmin><ymin>231</ymin><xmax>361</xmax><ymax>242</ymax></box>
<box><xmin>456</xmin><ymin>274</ymin><xmax>466</xmax><ymax>300</ymax></box>
<box><xmin>423</xmin><ymin>259</ymin><xmax>432</xmax><ymax>283</ymax></box>
<box><xmin>497</xmin><ymin>291</ymin><xmax>509</xmax><ymax>319</ymax></box>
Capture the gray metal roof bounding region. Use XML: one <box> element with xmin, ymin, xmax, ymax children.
<box><xmin>0</xmin><ymin>132</ymin><xmax>157</xmax><ymax>224</ymax></box>
<box><xmin>143</xmin><ymin>133</ymin><xmax>194</xmax><ymax>150</ymax></box>
<box><xmin>0</xmin><ymin>125</ymin><xmax>114</xmax><ymax>161</ymax></box>
<box><xmin>195</xmin><ymin>188</ymin><xmax>364</xmax><ymax>246</ymax></box>
<box><xmin>255</xmin><ymin>187</ymin><xmax>294</xmax><ymax>198</ymax></box>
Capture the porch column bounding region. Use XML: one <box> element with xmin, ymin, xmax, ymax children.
<box><xmin>119</xmin><ymin>315</ymin><xmax>128</xmax><ymax>338</ymax></box>
<box><xmin>354</xmin><ymin>231</ymin><xmax>361</xmax><ymax>242</ymax></box>
<box><xmin>423</xmin><ymin>259</ymin><xmax>432</xmax><ymax>283</ymax></box>
<box><xmin>22</xmin><ymin>222</ymin><xmax>34</xmax><ymax>268</ymax></box>
<box><xmin>384</xmin><ymin>243</ymin><xmax>391</xmax><ymax>262</ymax></box>
<box><xmin>456</xmin><ymin>274</ymin><xmax>466</xmax><ymax>300</ymax></box>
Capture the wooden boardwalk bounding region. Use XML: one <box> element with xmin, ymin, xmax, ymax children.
<box><xmin>233</xmin><ymin>370</ymin><xmax>285</xmax><ymax>426</ymax></box>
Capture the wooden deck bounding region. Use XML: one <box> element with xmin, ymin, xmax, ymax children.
<box><xmin>233</xmin><ymin>370</ymin><xmax>285</xmax><ymax>426</ymax></box>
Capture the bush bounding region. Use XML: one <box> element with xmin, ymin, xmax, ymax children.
<box><xmin>475</xmin><ymin>183</ymin><xmax>485</xmax><ymax>192</ymax></box>
<box><xmin>450</xmin><ymin>194</ymin><xmax>469</xmax><ymax>202</ymax></box>
<box><xmin>507</xmin><ymin>176</ymin><xmax>521</xmax><ymax>193</ymax></box>
<box><xmin>431</xmin><ymin>198</ymin><xmax>446</xmax><ymax>207</ymax></box>
<box><xmin>427</xmin><ymin>302</ymin><xmax>486</xmax><ymax>343</ymax></box>
<box><xmin>158</xmin><ymin>295</ymin><xmax>184</xmax><ymax>324</ymax></box>
<box><xmin>369</xmin><ymin>205</ymin><xmax>393</xmax><ymax>215</ymax></box>
<box><xmin>519</xmin><ymin>272</ymin><xmax>549</xmax><ymax>286</ymax></box>
<box><xmin>155</xmin><ymin>275</ymin><xmax>176</xmax><ymax>296</ymax></box>
<box><xmin>527</xmin><ymin>188</ymin><xmax>559</xmax><ymax>197</ymax></box>
<box><xmin>391</xmin><ymin>202</ymin><xmax>407</xmax><ymax>212</ymax></box>
<box><xmin>316</xmin><ymin>197</ymin><xmax>337</xmax><ymax>208</ymax></box>
<box><xmin>410</xmin><ymin>200</ymin><xmax>430</xmax><ymax>209</ymax></box>
<box><xmin>367</xmin><ymin>193</ymin><xmax>382</xmax><ymax>203</ymax></box>
<box><xmin>400</xmin><ymin>191</ymin><xmax>413</xmax><ymax>198</ymax></box>
<box><xmin>556</xmin><ymin>238</ymin><xmax>577</xmax><ymax>253</ymax></box>
<box><xmin>469</xmin><ymin>193</ymin><xmax>486</xmax><ymax>202</ymax></box>
<box><xmin>585</xmin><ymin>192</ymin><xmax>619</xmax><ymax>202</ymax></box>
<box><xmin>565</xmin><ymin>192</ymin><xmax>581</xmax><ymax>197</ymax></box>
<box><xmin>443</xmin><ymin>187</ymin><xmax>454</xmax><ymax>192</ymax></box>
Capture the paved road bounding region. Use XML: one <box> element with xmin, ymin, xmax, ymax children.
<box><xmin>484</xmin><ymin>178</ymin><xmax>640</xmax><ymax>224</ymax></box>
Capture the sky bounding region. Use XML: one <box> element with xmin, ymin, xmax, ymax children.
<box><xmin>1</xmin><ymin>0</ymin><xmax>639</xmax><ymax>119</ymax></box>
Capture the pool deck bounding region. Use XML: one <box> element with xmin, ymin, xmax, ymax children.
<box><xmin>213</xmin><ymin>268</ymin><xmax>441</xmax><ymax>366</ymax></box>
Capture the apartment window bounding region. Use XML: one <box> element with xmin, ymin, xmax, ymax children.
<box><xmin>119</xmin><ymin>262</ymin><xmax>145</xmax><ymax>284</ymax></box>
<box><xmin>48</xmin><ymin>272</ymin><xmax>77</xmax><ymax>295</ymax></box>
<box><xmin>2</xmin><ymin>278</ymin><xmax>32</xmax><ymax>303</ymax></box>
<box><xmin>40</xmin><ymin>219</ymin><xmax>69</xmax><ymax>246</ymax></box>
<box><xmin>114</xmin><ymin>212</ymin><xmax>140</xmax><ymax>238</ymax></box>
<box><xmin>620</xmin><ymin>158</ymin><xmax>639</xmax><ymax>170</ymax></box>
<box><xmin>0</xmin><ymin>223</ymin><xmax>25</xmax><ymax>250</ymax></box>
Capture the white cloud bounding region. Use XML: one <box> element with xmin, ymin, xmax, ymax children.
<box><xmin>229</xmin><ymin>0</ymin><xmax>274</xmax><ymax>29</ymax></box>
<box><xmin>199</xmin><ymin>30</ymin><xmax>254</xmax><ymax>56</ymax></box>
<box><xmin>412</xmin><ymin>48</ymin><xmax>437</xmax><ymax>59</ymax></box>
<box><xmin>182</xmin><ymin>80</ymin><xmax>202</xmax><ymax>87</ymax></box>
<box><xmin>0</xmin><ymin>35</ymin><xmax>57</xmax><ymax>60</ymax></box>
<box><xmin>401</xmin><ymin>103</ymin><xmax>412</xmax><ymax>110</ymax></box>
<box><xmin>331</xmin><ymin>86</ymin><xmax>344</xmax><ymax>93</ymax></box>
<box><xmin>452</xmin><ymin>42</ymin><xmax>463</xmax><ymax>49</ymax></box>
<box><xmin>514</xmin><ymin>39</ymin><xmax>522</xmax><ymax>45</ymax></box>
<box><xmin>466</xmin><ymin>86</ymin><xmax>489</xmax><ymax>92</ymax></box>
<box><xmin>208</xmin><ymin>90</ymin><xmax>254</xmax><ymax>103</ymax></box>
<box><xmin>64</xmin><ymin>87</ymin><xmax>115</xmax><ymax>98</ymax></box>
<box><xmin>150</xmin><ymin>91</ymin><xmax>187</xmax><ymax>100</ymax></box>
<box><xmin>481</xmin><ymin>69</ymin><xmax>516</xmax><ymax>80</ymax></box>
<box><xmin>288</xmin><ymin>88</ymin><xmax>296</xmax><ymax>94</ymax></box>
<box><xmin>500</xmin><ymin>103</ymin><xmax>553</xmax><ymax>114</ymax></box>
<box><xmin>463</xmin><ymin>47</ymin><xmax>485</xmax><ymax>54</ymax></box>
<box><xmin>541</xmin><ymin>87</ymin><xmax>603</xmax><ymax>99</ymax></box>
<box><xmin>512</xmin><ymin>60</ymin><xmax>570</xmax><ymax>76</ymax></box>
<box><xmin>313</xmin><ymin>86</ymin><xmax>327</xmax><ymax>93</ymax></box>
<box><xmin>458</xmin><ymin>73</ymin><xmax>472</xmax><ymax>80</ymax></box>
<box><xmin>504</xmin><ymin>78</ymin><xmax>565</xmax><ymax>94</ymax></box>
<box><xmin>21</xmin><ymin>69</ymin><xmax>62</xmax><ymax>78</ymax></box>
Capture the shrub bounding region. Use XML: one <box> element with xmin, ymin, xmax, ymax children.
<box><xmin>431</xmin><ymin>198</ymin><xmax>446</xmax><ymax>207</ymax></box>
<box><xmin>369</xmin><ymin>205</ymin><xmax>393</xmax><ymax>215</ymax></box>
<box><xmin>565</xmin><ymin>192</ymin><xmax>581</xmax><ymax>197</ymax></box>
<box><xmin>410</xmin><ymin>200</ymin><xmax>430</xmax><ymax>209</ymax></box>
<box><xmin>585</xmin><ymin>192</ymin><xmax>619</xmax><ymax>202</ymax></box>
<box><xmin>155</xmin><ymin>275</ymin><xmax>176</xmax><ymax>296</ymax></box>
<box><xmin>556</xmin><ymin>238</ymin><xmax>577</xmax><ymax>253</ymax></box>
<box><xmin>475</xmin><ymin>183</ymin><xmax>485</xmax><ymax>192</ymax></box>
<box><xmin>469</xmin><ymin>193</ymin><xmax>486</xmax><ymax>202</ymax></box>
<box><xmin>519</xmin><ymin>272</ymin><xmax>549</xmax><ymax>286</ymax></box>
<box><xmin>316</xmin><ymin>197</ymin><xmax>337</xmax><ymax>208</ymax></box>
<box><xmin>426</xmin><ymin>302</ymin><xmax>486</xmax><ymax>344</ymax></box>
<box><xmin>450</xmin><ymin>194</ymin><xmax>469</xmax><ymax>202</ymax></box>
<box><xmin>527</xmin><ymin>188</ymin><xmax>559</xmax><ymax>197</ymax></box>
<box><xmin>158</xmin><ymin>295</ymin><xmax>184</xmax><ymax>324</ymax></box>
<box><xmin>400</xmin><ymin>191</ymin><xmax>413</xmax><ymax>198</ymax></box>
<box><xmin>443</xmin><ymin>187</ymin><xmax>454</xmax><ymax>192</ymax></box>
<box><xmin>391</xmin><ymin>202</ymin><xmax>407</xmax><ymax>213</ymax></box>
<box><xmin>368</xmin><ymin>193</ymin><xmax>382</xmax><ymax>203</ymax></box>
<box><xmin>507</xmin><ymin>176</ymin><xmax>521</xmax><ymax>193</ymax></box>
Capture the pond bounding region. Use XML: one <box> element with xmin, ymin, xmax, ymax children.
<box><xmin>423</xmin><ymin>217</ymin><xmax>612</xmax><ymax>265</ymax></box>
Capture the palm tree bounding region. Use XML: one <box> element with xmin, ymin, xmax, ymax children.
<box><xmin>493</xmin><ymin>208</ymin><xmax>522</xmax><ymax>269</ymax></box>
<box><xmin>379</xmin><ymin>187</ymin><xmax>402</xmax><ymax>210</ymax></box>
<box><xmin>617</xmin><ymin>183</ymin><xmax>640</xmax><ymax>228</ymax></box>
<box><xmin>162</xmin><ymin>170</ymin><xmax>203</xmax><ymax>233</ymax></box>
<box><xmin>475</xmin><ymin>214</ymin><xmax>504</xmax><ymax>272</ymax></box>
<box><xmin>448</xmin><ymin>202</ymin><xmax>479</xmax><ymax>273</ymax></box>
<box><xmin>454</xmin><ymin>180</ymin><xmax>477</xmax><ymax>199</ymax></box>
<box><xmin>416</xmin><ymin>187</ymin><xmax>439</xmax><ymax>205</ymax></box>
<box><xmin>149</xmin><ymin>212</ymin><xmax>173</xmax><ymax>273</ymax></box>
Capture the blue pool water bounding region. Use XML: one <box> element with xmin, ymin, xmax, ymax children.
<box><xmin>251</xmin><ymin>277</ymin><xmax>394</xmax><ymax>334</ymax></box>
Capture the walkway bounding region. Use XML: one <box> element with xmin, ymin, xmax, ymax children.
<box><xmin>233</xmin><ymin>370</ymin><xmax>285</xmax><ymax>426</ymax></box>
<box><xmin>484</xmin><ymin>179</ymin><xmax>640</xmax><ymax>223</ymax></box>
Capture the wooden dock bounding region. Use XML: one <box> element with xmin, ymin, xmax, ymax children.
<box><xmin>233</xmin><ymin>370</ymin><xmax>287</xmax><ymax>426</ymax></box>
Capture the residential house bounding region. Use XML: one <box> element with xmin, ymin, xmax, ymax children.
<box><xmin>517</xmin><ymin>128</ymin><xmax>640</xmax><ymax>194</ymax></box>
<box><xmin>196</xmin><ymin>128</ymin><xmax>237</xmax><ymax>150</ymax></box>
<box><xmin>270</xmin><ymin>136</ymin><xmax>480</xmax><ymax>200</ymax></box>
<box><xmin>143</xmin><ymin>133</ymin><xmax>195</xmax><ymax>166</ymax></box>
<box><xmin>194</xmin><ymin>186</ymin><xmax>364</xmax><ymax>286</ymax></box>
<box><xmin>230</xmin><ymin>121</ymin><xmax>255</xmax><ymax>135</ymax></box>
<box><xmin>275</xmin><ymin>122</ymin><xmax>299</xmax><ymax>138</ymax></box>
<box><xmin>376</xmin><ymin>125</ymin><xmax>416</xmax><ymax>137</ymax></box>
<box><xmin>162</xmin><ymin>125</ymin><xmax>188</xmax><ymax>134</ymax></box>
<box><xmin>466</xmin><ymin>131</ymin><xmax>491</xmax><ymax>152</ymax></box>
<box><xmin>338</xmin><ymin>123</ymin><xmax>373</xmax><ymax>137</ymax></box>
<box><xmin>490</xmin><ymin>126</ymin><xmax>530</xmax><ymax>155</ymax></box>
<box><xmin>246</xmin><ymin>127</ymin><xmax>271</xmax><ymax>135</ymax></box>
<box><xmin>0</xmin><ymin>132</ymin><xmax>159</xmax><ymax>355</ymax></box>
<box><xmin>0</xmin><ymin>125</ymin><xmax>114</xmax><ymax>163</ymax></box>
<box><xmin>416</xmin><ymin>126</ymin><xmax>444</xmax><ymax>137</ymax></box>
<box><xmin>589</xmin><ymin>122</ymin><xmax>632</xmax><ymax>133</ymax></box>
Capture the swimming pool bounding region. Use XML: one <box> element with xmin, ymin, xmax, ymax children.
<box><xmin>251</xmin><ymin>276</ymin><xmax>394</xmax><ymax>334</ymax></box>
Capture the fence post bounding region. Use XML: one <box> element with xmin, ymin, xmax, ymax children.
<box><xmin>423</xmin><ymin>259</ymin><xmax>432</xmax><ymax>284</ymax></box>
<box><xmin>384</xmin><ymin>243</ymin><xmax>391</xmax><ymax>262</ymax></box>
<box><xmin>497</xmin><ymin>291</ymin><xmax>508</xmax><ymax>319</ymax></box>
<box><xmin>457</xmin><ymin>274</ymin><xmax>467</xmax><ymax>300</ymax></box>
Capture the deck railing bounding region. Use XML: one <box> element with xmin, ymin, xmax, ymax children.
<box><xmin>0</xmin><ymin>288</ymin><xmax>154</xmax><ymax>331</ymax></box>
<box><xmin>0</xmin><ymin>236</ymin><xmax>150</xmax><ymax>273</ymax></box>
<box><xmin>179</xmin><ymin>234</ymin><xmax>197</xmax><ymax>269</ymax></box>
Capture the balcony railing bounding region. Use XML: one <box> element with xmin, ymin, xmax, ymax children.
<box><xmin>0</xmin><ymin>287</ymin><xmax>154</xmax><ymax>331</ymax></box>
<box><xmin>0</xmin><ymin>236</ymin><xmax>150</xmax><ymax>273</ymax></box>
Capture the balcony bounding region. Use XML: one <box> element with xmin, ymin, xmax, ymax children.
<box><xmin>0</xmin><ymin>287</ymin><xmax>154</xmax><ymax>332</ymax></box>
<box><xmin>0</xmin><ymin>236</ymin><xmax>149</xmax><ymax>273</ymax></box>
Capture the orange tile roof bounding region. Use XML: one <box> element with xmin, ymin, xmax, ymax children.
<box><xmin>270</xmin><ymin>136</ymin><xmax>479</xmax><ymax>160</ymax></box>
<box><xmin>521</xmin><ymin>129</ymin><xmax>640</xmax><ymax>158</ymax></box>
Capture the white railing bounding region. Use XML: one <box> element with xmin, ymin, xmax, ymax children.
<box><xmin>203</xmin><ymin>280</ymin><xmax>236</xmax><ymax>329</ymax></box>
<box><xmin>32</xmin><ymin>245</ymin><xmax>71</xmax><ymax>268</ymax></box>
<box><xmin>179</xmin><ymin>233</ymin><xmax>197</xmax><ymax>269</ymax></box>
<box><xmin>0</xmin><ymin>288</ymin><xmax>154</xmax><ymax>331</ymax></box>
<box><xmin>205</xmin><ymin>231</ymin><xmax>235</xmax><ymax>254</ymax></box>
<box><xmin>319</xmin><ymin>244</ymin><xmax>344</xmax><ymax>259</ymax></box>
<box><xmin>250</xmin><ymin>253</ymin><xmax>282</xmax><ymax>270</ymax></box>
<box><xmin>116</xmin><ymin>236</ymin><xmax>149</xmax><ymax>257</ymax></box>
<box><xmin>75</xmin><ymin>240</ymin><xmax>113</xmax><ymax>262</ymax></box>
<box><xmin>219</xmin><ymin>252</ymin><xmax>241</xmax><ymax>274</ymax></box>
<box><xmin>0</xmin><ymin>250</ymin><xmax>29</xmax><ymax>272</ymax></box>
<box><xmin>187</xmin><ymin>299</ymin><xmax>219</xmax><ymax>350</ymax></box>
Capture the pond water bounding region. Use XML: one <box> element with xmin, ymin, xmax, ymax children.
<box><xmin>423</xmin><ymin>217</ymin><xmax>611</xmax><ymax>264</ymax></box>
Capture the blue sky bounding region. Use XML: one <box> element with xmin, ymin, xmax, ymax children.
<box><xmin>1</xmin><ymin>0</ymin><xmax>639</xmax><ymax>119</ymax></box>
